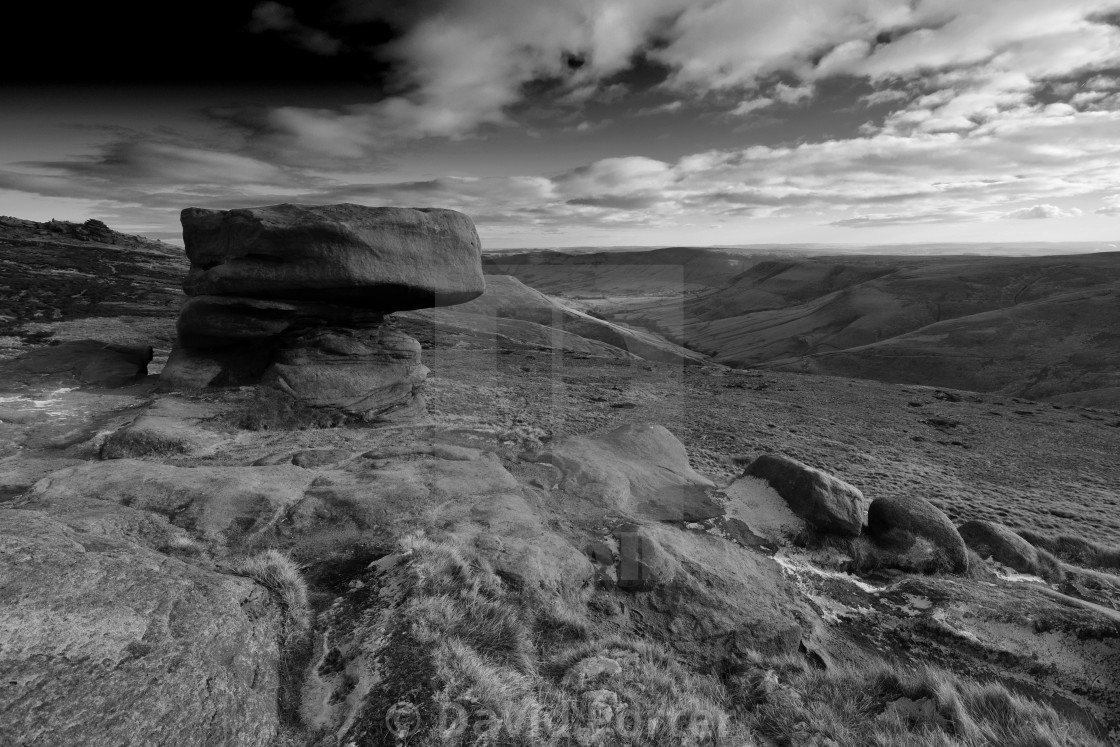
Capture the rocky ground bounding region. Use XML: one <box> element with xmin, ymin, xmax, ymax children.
<box><xmin>1</xmin><ymin>218</ymin><xmax>1118</xmax><ymax>746</ymax></box>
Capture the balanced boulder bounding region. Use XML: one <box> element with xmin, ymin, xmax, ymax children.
<box><xmin>180</xmin><ymin>203</ymin><xmax>484</xmax><ymax>308</ymax></box>
<box><xmin>743</xmin><ymin>453</ymin><xmax>867</xmax><ymax>536</ymax></box>
<box><xmin>162</xmin><ymin>203</ymin><xmax>484</xmax><ymax>420</ymax></box>
<box><xmin>866</xmin><ymin>495</ymin><xmax>968</xmax><ymax>573</ymax></box>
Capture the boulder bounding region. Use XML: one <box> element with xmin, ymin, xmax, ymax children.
<box><xmin>0</xmin><ymin>509</ymin><xmax>280</xmax><ymax>747</ymax></box>
<box><xmin>535</xmin><ymin>423</ymin><xmax>720</xmax><ymax>522</ymax></box>
<box><xmin>261</xmin><ymin>325</ymin><xmax>427</xmax><ymax>420</ymax></box>
<box><xmin>743</xmin><ymin>454</ymin><xmax>867</xmax><ymax>536</ymax></box>
<box><xmin>866</xmin><ymin>495</ymin><xmax>968</xmax><ymax>573</ymax></box>
<box><xmin>14</xmin><ymin>339</ymin><xmax>152</xmax><ymax>388</ymax></box>
<box><xmin>958</xmin><ymin>520</ymin><xmax>1041</xmax><ymax>575</ymax></box>
<box><xmin>180</xmin><ymin>203</ymin><xmax>485</xmax><ymax>309</ymax></box>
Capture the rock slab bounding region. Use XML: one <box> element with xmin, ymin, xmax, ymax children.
<box><xmin>0</xmin><ymin>509</ymin><xmax>281</xmax><ymax>747</ymax></box>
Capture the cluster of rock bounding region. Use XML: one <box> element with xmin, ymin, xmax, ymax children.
<box><xmin>740</xmin><ymin>453</ymin><xmax>968</xmax><ymax>573</ymax></box>
<box><xmin>160</xmin><ymin>203</ymin><xmax>485</xmax><ymax>419</ymax></box>
<box><xmin>735</xmin><ymin>452</ymin><xmax>1074</xmax><ymax>581</ymax></box>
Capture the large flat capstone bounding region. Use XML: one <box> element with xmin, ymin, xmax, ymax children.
<box><xmin>180</xmin><ymin>203</ymin><xmax>485</xmax><ymax>309</ymax></box>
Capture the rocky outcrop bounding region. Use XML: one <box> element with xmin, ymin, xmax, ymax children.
<box><xmin>162</xmin><ymin>203</ymin><xmax>484</xmax><ymax>420</ymax></box>
<box><xmin>743</xmin><ymin>453</ymin><xmax>867</xmax><ymax>536</ymax></box>
<box><xmin>866</xmin><ymin>495</ymin><xmax>968</xmax><ymax>573</ymax></box>
<box><xmin>0</xmin><ymin>508</ymin><xmax>282</xmax><ymax>747</ymax></box>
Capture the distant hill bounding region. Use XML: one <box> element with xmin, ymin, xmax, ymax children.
<box><xmin>0</xmin><ymin>216</ymin><xmax>186</xmax><ymax>340</ymax></box>
<box><xmin>493</xmin><ymin>248</ymin><xmax>1120</xmax><ymax>409</ymax></box>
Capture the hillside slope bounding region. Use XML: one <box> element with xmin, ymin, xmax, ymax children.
<box><xmin>496</xmin><ymin>249</ymin><xmax>1120</xmax><ymax>408</ymax></box>
<box><xmin>0</xmin><ymin>216</ymin><xmax>186</xmax><ymax>353</ymax></box>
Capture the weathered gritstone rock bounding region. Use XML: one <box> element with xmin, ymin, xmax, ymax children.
<box><xmin>743</xmin><ymin>453</ymin><xmax>868</xmax><ymax>536</ymax></box>
<box><xmin>162</xmin><ymin>203</ymin><xmax>484</xmax><ymax>420</ymax></box>
<box><xmin>28</xmin><ymin>459</ymin><xmax>317</xmax><ymax>544</ymax></box>
<box><xmin>534</xmin><ymin>422</ymin><xmax>721</xmax><ymax>522</ymax></box>
<box><xmin>260</xmin><ymin>325</ymin><xmax>428</xmax><ymax>421</ymax></box>
<box><xmin>176</xmin><ymin>295</ymin><xmax>385</xmax><ymax>348</ymax></box>
<box><xmin>181</xmin><ymin>203</ymin><xmax>485</xmax><ymax>308</ymax></box>
<box><xmin>12</xmin><ymin>339</ymin><xmax>152</xmax><ymax>388</ymax></box>
<box><xmin>0</xmin><ymin>509</ymin><xmax>281</xmax><ymax>747</ymax></box>
<box><xmin>958</xmin><ymin>519</ymin><xmax>1043</xmax><ymax>574</ymax></box>
<box><xmin>866</xmin><ymin>495</ymin><xmax>968</xmax><ymax>573</ymax></box>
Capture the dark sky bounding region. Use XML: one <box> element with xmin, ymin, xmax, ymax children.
<box><xmin>3</xmin><ymin>0</ymin><xmax>1120</xmax><ymax>248</ymax></box>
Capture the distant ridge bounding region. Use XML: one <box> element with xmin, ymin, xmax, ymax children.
<box><xmin>486</xmin><ymin>241</ymin><xmax>1120</xmax><ymax>257</ymax></box>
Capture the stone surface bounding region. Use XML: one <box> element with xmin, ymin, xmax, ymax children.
<box><xmin>100</xmin><ymin>397</ymin><xmax>226</xmax><ymax>458</ymax></box>
<box><xmin>743</xmin><ymin>453</ymin><xmax>867</xmax><ymax>536</ymax></box>
<box><xmin>261</xmin><ymin>325</ymin><xmax>428</xmax><ymax>419</ymax></box>
<box><xmin>958</xmin><ymin>519</ymin><xmax>1042</xmax><ymax>574</ymax></box>
<box><xmin>181</xmin><ymin>203</ymin><xmax>485</xmax><ymax>309</ymax></box>
<box><xmin>14</xmin><ymin>339</ymin><xmax>152</xmax><ymax>388</ymax></box>
<box><xmin>535</xmin><ymin>423</ymin><xmax>720</xmax><ymax>522</ymax></box>
<box><xmin>160</xmin><ymin>344</ymin><xmax>270</xmax><ymax>390</ymax></box>
<box><xmin>0</xmin><ymin>508</ymin><xmax>281</xmax><ymax>747</ymax></box>
<box><xmin>28</xmin><ymin>460</ymin><xmax>317</xmax><ymax>544</ymax></box>
<box><xmin>866</xmin><ymin>495</ymin><xmax>969</xmax><ymax>573</ymax></box>
<box><xmin>176</xmin><ymin>295</ymin><xmax>385</xmax><ymax>348</ymax></box>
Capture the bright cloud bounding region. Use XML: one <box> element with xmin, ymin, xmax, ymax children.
<box><xmin>1003</xmin><ymin>204</ymin><xmax>1084</xmax><ymax>219</ymax></box>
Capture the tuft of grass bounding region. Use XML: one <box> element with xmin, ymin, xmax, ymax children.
<box><xmin>1016</xmin><ymin>529</ymin><xmax>1120</xmax><ymax>571</ymax></box>
<box><xmin>99</xmin><ymin>429</ymin><xmax>190</xmax><ymax>459</ymax></box>
<box><xmin>232</xmin><ymin>549</ymin><xmax>312</xmax><ymax>633</ymax></box>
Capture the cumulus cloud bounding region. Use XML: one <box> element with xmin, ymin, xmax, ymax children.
<box><xmin>1003</xmin><ymin>204</ymin><xmax>1084</xmax><ymax>219</ymax></box>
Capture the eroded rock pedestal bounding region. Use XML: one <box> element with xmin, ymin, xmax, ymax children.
<box><xmin>160</xmin><ymin>203</ymin><xmax>484</xmax><ymax>420</ymax></box>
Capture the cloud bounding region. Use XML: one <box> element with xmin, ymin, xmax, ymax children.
<box><xmin>1003</xmin><ymin>204</ymin><xmax>1084</xmax><ymax>219</ymax></box>
<box><xmin>1096</xmin><ymin>194</ymin><xmax>1120</xmax><ymax>214</ymax></box>
<box><xmin>830</xmin><ymin>210</ymin><xmax>988</xmax><ymax>227</ymax></box>
<box><xmin>249</xmin><ymin>2</ymin><xmax>343</xmax><ymax>55</ymax></box>
<box><xmin>224</xmin><ymin>0</ymin><xmax>1120</xmax><ymax>160</ymax></box>
<box><xmin>729</xmin><ymin>98</ymin><xmax>776</xmax><ymax>116</ymax></box>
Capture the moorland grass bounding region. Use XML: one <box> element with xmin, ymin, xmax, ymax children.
<box><xmin>379</xmin><ymin>534</ymin><xmax>1107</xmax><ymax>747</ymax></box>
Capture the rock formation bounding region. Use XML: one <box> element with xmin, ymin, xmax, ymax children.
<box><xmin>742</xmin><ymin>453</ymin><xmax>868</xmax><ymax>536</ymax></box>
<box><xmin>161</xmin><ymin>203</ymin><xmax>485</xmax><ymax>420</ymax></box>
<box><xmin>865</xmin><ymin>494</ymin><xmax>968</xmax><ymax>573</ymax></box>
